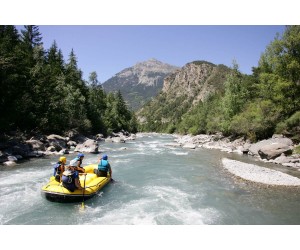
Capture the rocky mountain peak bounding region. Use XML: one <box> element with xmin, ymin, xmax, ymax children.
<box><xmin>162</xmin><ymin>61</ymin><xmax>216</xmax><ymax>96</ymax></box>
<box><xmin>102</xmin><ymin>58</ymin><xmax>179</xmax><ymax>110</ymax></box>
<box><xmin>137</xmin><ymin>60</ymin><xmax>231</xmax><ymax>128</ymax></box>
<box><xmin>117</xmin><ymin>58</ymin><xmax>179</xmax><ymax>86</ymax></box>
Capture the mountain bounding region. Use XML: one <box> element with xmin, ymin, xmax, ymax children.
<box><xmin>101</xmin><ymin>58</ymin><xmax>179</xmax><ymax>110</ymax></box>
<box><xmin>137</xmin><ymin>61</ymin><xmax>232</xmax><ymax>132</ymax></box>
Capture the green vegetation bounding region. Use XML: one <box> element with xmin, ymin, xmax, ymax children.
<box><xmin>0</xmin><ymin>25</ymin><xmax>137</xmax><ymax>136</ymax></box>
<box><xmin>2</xmin><ymin>25</ymin><xmax>299</xmax><ymax>143</ymax></box>
<box><xmin>294</xmin><ymin>145</ymin><xmax>300</xmax><ymax>154</ymax></box>
<box><xmin>139</xmin><ymin>26</ymin><xmax>300</xmax><ymax>142</ymax></box>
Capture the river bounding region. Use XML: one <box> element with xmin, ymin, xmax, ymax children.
<box><xmin>1</xmin><ymin>133</ymin><xmax>300</xmax><ymax>225</ymax></box>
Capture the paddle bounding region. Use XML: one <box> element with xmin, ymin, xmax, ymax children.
<box><xmin>81</xmin><ymin>173</ymin><xmax>87</xmax><ymax>209</ymax></box>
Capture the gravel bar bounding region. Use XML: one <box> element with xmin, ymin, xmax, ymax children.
<box><xmin>222</xmin><ymin>158</ymin><xmax>300</xmax><ymax>186</ymax></box>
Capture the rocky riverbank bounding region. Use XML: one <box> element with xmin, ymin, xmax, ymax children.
<box><xmin>171</xmin><ymin>133</ymin><xmax>300</xmax><ymax>171</ymax></box>
<box><xmin>0</xmin><ymin>130</ymin><xmax>136</xmax><ymax>166</ymax></box>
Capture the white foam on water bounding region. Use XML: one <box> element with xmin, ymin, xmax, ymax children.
<box><xmin>111</xmin><ymin>158</ymin><xmax>132</xmax><ymax>164</ymax></box>
<box><xmin>82</xmin><ymin>184</ymin><xmax>219</xmax><ymax>225</ymax></box>
<box><xmin>0</xmin><ymin>179</ymin><xmax>44</xmax><ymax>224</ymax></box>
<box><xmin>170</xmin><ymin>151</ymin><xmax>189</xmax><ymax>156</ymax></box>
<box><xmin>0</xmin><ymin>169</ymin><xmax>49</xmax><ymax>186</ymax></box>
<box><xmin>84</xmin><ymin>198</ymin><xmax>157</xmax><ymax>225</ymax></box>
<box><xmin>143</xmin><ymin>185</ymin><xmax>220</xmax><ymax>224</ymax></box>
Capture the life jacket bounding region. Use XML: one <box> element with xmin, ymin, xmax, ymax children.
<box><xmin>98</xmin><ymin>159</ymin><xmax>109</xmax><ymax>171</ymax></box>
<box><xmin>61</xmin><ymin>170</ymin><xmax>78</xmax><ymax>192</ymax></box>
<box><xmin>69</xmin><ymin>157</ymin><xmax>81</xmax><ymax>167</ymax></box>
<box><xmin>61</xmin><ymin>170</ymin><xmax>75</xmax><ymax>184</ymax></box>
<box><xmin>53</xmin><ymin>161</ymin><xmax>64</xmax><ymax>182</ymax></box>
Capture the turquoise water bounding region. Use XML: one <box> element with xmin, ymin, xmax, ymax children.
<box><xmin>1</xmin><ymin>133</ymin><xmax>300</xmax><ymax>225</ymax></box>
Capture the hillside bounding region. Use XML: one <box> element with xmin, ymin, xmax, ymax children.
<box><xmin>137</xmin><ymin>61</ymin><xmax>231</xmax><ymax>133</ymax></box>
<box><xmin>101</xmin><ymin>58</ymin><xmax>179</xmax><ymax>110</ymax></box>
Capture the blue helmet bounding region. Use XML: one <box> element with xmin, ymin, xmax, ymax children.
<box><xmin>102</xmin><ymin>154</ymin><xmax>108</xmax><ymax>160</ymax></box>
<box><xmin>78</xmin><ymin>153</ymin><xmax>85</xmax><ymax>158</ymax></box>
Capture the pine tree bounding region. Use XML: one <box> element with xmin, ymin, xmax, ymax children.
<box><xmin>87</xmin><ymin>71</ymin><xmax>107</xmax><ymax>134</ymax></box>
<box><xmin>0</xmin><ymin>25</ymin><xmax>24</xmax><ymax>131</ymax></box>
<box><xmin>64</xmin><ymin>49</ymin><xmax>90</xmax><ymax>132</ymax></box>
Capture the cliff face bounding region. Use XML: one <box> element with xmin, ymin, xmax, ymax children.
<box><xmin>162</xmin><ymin>61</ymin><xmax>230</xmax><ymax>102</ymax></box>
<box><xmin>137</xmin><ymin>61</ymin><xmax>231</xmax><ymax>127</ymax></box>
<box><xmin>102</xmin><ymin>58</ymin><xmax>179</xmax><ymax>110</ymax></box>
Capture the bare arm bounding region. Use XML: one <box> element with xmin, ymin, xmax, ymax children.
<box><xmin>75</xmin><ymin>178</ymin><xmax>83</xmax><ymax>190</ymax></box>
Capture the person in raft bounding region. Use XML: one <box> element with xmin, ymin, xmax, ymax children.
<box><xmin>94</xmin><ymin>154</ymin><xmax>112</xmax><ymax>178</ymax></box>
<box><xmin>53</xmin><ymin>156</ymin><xmax>66</xmax><ymax>182</ymax></box>
<box><xmin>61</xmin><ymin>167</ymin><xmax>84</xmax><ymax>192</ymax></box>
<box><xmin>68</xmin><ymin>153</ymin><xmax>85</xmax><ymax>173</ymax></box>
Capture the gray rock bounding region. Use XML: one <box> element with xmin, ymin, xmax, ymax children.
<box><xmin>59</xmin><ymin>149</ymin><xmax>69</xmax><ymax>154</ymax></box>
<box><xmin>74</xmin><ymin>139</ymin><xmax>99</xmax><ymax>154</ymax></box>
<box><xmin>47</xmin><ymin>146</ymin><xmax>56</xmax><ymax>152</ymax></box>
<box><xmin>27</xmin><ymin>151</ymin><xmax>44</xmax><ymax>157</ymax></box>
<box><xmin>67</xmin><ymin>141</ymin><xmax>77</xmax><ymax>147</ymax></box>
<box><xmin>96</xmin><ymin>134</ymin><xmax>104</xmax><ymax>141</ymax></box>
<box><xmin>7</xmin><ymin>156</ymin><xmax>18</xmax><ymax>162</ymax></box>
<box><xmin>258</xmin><ymin>143</ymin><xmax>293</xmax><ymax>160</ymax></box>
<box><xmin>249</xmin><ymin>137</ymin><xmax>293</xmax><ymax>156</ymax></box>
<box><xmin>12</xmin><ymin>143</ymin><xmax>31</xmax><ymax>158</ymax></box>
<box><xmin>271</xmin><ymin>154</ymin><xmax>290</xmax><ymax>164</ymax></box>
<box><xmin>26</xmin><ymin>139</ymin><xmax>46</xmax><ymax>151</ymax></box>
<box><xmin>47</xmin><ymin>134</ymin><xmax>67</xmax><ymax>151</ymax></box>
<box><xmin>4</xmin><ymin>161</ymin><xmax>17</xmax><ymax>167</ymax></box>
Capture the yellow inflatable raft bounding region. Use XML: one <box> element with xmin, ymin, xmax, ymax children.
<box><xmin>41</xmin><ymin>164</ymin><xmax>111</xmax><ymax>202</ymax></box>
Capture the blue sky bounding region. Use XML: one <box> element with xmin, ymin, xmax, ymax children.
<box><xmin>26</xmin><ymin>25</ymin><xmax>285</xmax><ymax>83</ymax></box>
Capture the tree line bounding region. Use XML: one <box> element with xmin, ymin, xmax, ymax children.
<box><xmin>0</xmin><ymin>25</ymin><xmax>137</xmax><ymax>137</ymax></box>
<box><xmin>140</xmin><ymin>26</ymin><xmax>300</xmax><ymax>142</ymax></box>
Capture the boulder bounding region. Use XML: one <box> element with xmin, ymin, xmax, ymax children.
<box><xmin>47</xmin><ymin>146</ymin><xmax>56</xmax><ymax>152</ymax></box>
<box><xmin>26</xmin><ymin>139</ymin><xmax>46</xmax><ymax>151</ymax></box>
<box><xmin>11</xmin><ymin>143</ymin><xmax>31</xmax><ymax>158</ymax></box>
<box><xmin>249</xmin><ymin>137</ymin><xmax>293</xmax><ymax>156</ymax></box>
<box><xmin>270</xmin><ymin>154</ymin><xmax>290</xmax><ymax>164</ymax></box>
<box><xmin>67</xmin><ymin>141</ymin><xmax>77</xmax><ymax>147</ymax></box>
<box><xmin>4</xmin><ymin>161</ymin><xmax>17</xmax><ymax>167</ymax></box>
<box><xmin>59</xmin><ymin>149</ymin><xmax>69</xmax><ymax>154</ymax></box>
<box><xmin>258</xmin><ymin>143</ymin><xmax>293</xmax><ymax>160</ymax></box>
<box><xmin>7</xmin><ymin>156</ymin><xmax>18</xmax><ymax>162</ymax></box>
<box><xmin>47</xmin><ymin>134</ymin><xmax>67</xmax><ymax>151</ymax></box>
<box><xmin>27</xmin><ymin>151</ymin><xmax>44</xmax><ymax>157</ymax></box>
<box><xmin>96</xmin><ymin>134</ymin><xmax>105</xmax><ymax>141</ymax></box>
<box><xmin>74</xmin><ymin>139</ymin><xmax>99</xmax><ymax>154</ymax></box>
<box><xmin>66</xmin><ymin>130</ymin><xmax>88</xmax><ymax>143</ymax></box>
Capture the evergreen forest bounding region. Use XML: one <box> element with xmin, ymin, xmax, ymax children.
<box><xmin>0</xmin><ymin>25</ymin><xmax>137</xmax><ymax>137</ymax></box>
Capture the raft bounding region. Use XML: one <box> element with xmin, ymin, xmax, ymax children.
<box><xmin>41</xmin><ymin>164</ymin><xmax>111</xmax><ymax>203</ymax></box>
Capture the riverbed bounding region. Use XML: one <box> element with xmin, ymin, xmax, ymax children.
<box><xmin>1</xmin><ymin>133</ymin><xmax>300</xmax><ymax>225</ymax></box>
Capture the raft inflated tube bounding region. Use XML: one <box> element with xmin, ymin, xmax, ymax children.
<box><xmin>41</xmin><ymin>164</ymin><xmax>111</xmax><ymax>202</ymax></box>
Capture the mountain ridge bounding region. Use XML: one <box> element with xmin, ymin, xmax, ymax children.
<box><xmin>137</xmin><ymin>61</ymin><xmax>232</xmax><ymax>132</ymax></box>
<box><xmin>101</xmin><ymin>58</ymin><xmax>179</xmax><ymax>110</ymax></box>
